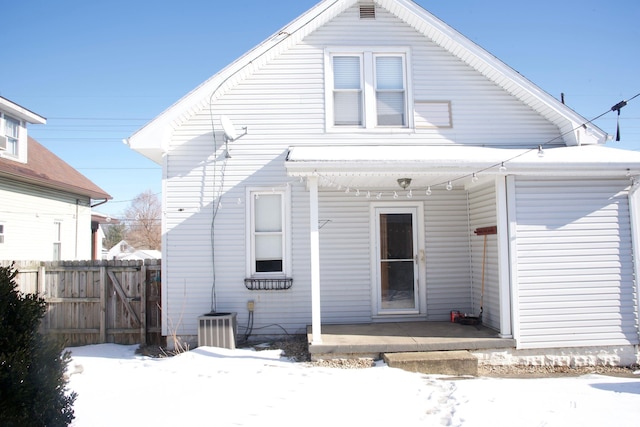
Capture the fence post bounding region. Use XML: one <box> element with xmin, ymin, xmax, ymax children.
<box><xmin>37</xmin><ymin>262</ymin><xmax>46</xmax><ymax>296</ymax></box>
<box><xmin>99</xmin><ymin>265</ymin><xmax>107</xmax><ymax>343</ymax></box>
<box><xmin>140</xmin><ymin>263</ymin><xmax>147</xmax><ymax>346</ymax></box>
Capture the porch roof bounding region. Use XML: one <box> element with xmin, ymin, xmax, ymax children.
<box><xmin>286</xmin><ymin>145</ymin><xmax>640</xmax><ymax>189</ymax></box>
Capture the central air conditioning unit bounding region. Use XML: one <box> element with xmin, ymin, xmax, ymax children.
<box><xmin>198</xmin><ymin>312</ymin><xmax>237</xmax><ymax>349</ymax></box>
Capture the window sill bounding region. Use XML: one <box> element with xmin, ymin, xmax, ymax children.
<box><xmin>244</xmin><ymin>277</ymin><xmax>293</xmax><ymax>291</ymax></box>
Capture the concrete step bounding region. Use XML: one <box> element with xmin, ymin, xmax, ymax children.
<box><xmin>383</xmin><ymin>350</ymin><xmax>478</xmax><ymax>376</ymax></box>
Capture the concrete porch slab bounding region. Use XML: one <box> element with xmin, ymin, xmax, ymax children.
<box><xmin>308</xmin><ymin>321</ymin><xmax>516</xmax><ymax>360</ymax></box>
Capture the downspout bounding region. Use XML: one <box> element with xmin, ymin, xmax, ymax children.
<box><xmin>75</xmin><ymin>199</ymin><xmax>79</xmax><ymax>260</ymax></box>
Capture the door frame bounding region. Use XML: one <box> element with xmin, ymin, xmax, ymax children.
<box><xmin>370</xmin><ymin>201</ymin><xmax>426</xmax><ymax>317</ymax></box>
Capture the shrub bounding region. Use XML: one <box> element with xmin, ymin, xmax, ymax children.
<box><xmin>0</xmin><ymin>263</ymin><xmax>77</xmax><ymax>426</ymax></box>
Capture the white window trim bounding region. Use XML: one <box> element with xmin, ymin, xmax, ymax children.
<box><xmin>245</xmin><ymin>186</ymin><xmax>292</xmax><ymax>278</ymax></box>
<box><xmin>325</xmin><ymin>46</ymin><xmax>413</xmax><ymax>133</ymax></box>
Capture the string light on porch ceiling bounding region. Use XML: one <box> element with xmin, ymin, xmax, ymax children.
<box><xmin>308</xmin><ymin>92</ymin><xmax>640</xmax><ymax>199</ymax></box>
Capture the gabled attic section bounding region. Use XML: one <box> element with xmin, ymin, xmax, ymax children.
<box><xmin>126</xmin><ymin>0</ymin><xmax>607</xmax><ymax>165</ymax></box>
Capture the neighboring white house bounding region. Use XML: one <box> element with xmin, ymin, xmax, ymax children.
<box><xmin>0</xmin><ymin>96</ymin><xmax>112</xmax><ymax>261</ymax></box>
<box><xmin>106</xmin><ymin>239</ymin><xmax>161</xmax><ymax>261</ymax></box>
<box><xmin>126</xmin><ymin>0</ymin><xmax>640</xmax><ymax>363</ymax></box>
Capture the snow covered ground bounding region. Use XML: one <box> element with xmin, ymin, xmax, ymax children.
<box><xmin>66</xmin><ymin>344</ymin><xmax>640</xmax><ymax>426</ymax></box>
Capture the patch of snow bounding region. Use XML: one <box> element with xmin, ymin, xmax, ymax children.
<box><xmin>66</xmin><ymin>344</ymin><xmax>640</xmax><ymax>426</ymax></box>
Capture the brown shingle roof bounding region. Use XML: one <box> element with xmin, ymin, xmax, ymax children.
<box><xmin>0</xmin><ymin>136</ymin><xmax>111</xmax><ymax>200</ymax></box>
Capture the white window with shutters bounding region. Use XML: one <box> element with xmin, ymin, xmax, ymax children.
<box><xmin>325</xmin><ymin>47</ymin><xmax>411</xmax><ymax>131</ymax></box>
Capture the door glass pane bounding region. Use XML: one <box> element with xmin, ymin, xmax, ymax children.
<box><xmin>380</xmin><ymin>261</ymin><xmax>415</xmax><ymax>309</ymax></box>
<box><xmin>380</xmin><ymin>214</ymin><xmax>413</xmax><ymax>259</ymax></box>
<box><xmin>379</xmin><ymin>213</ymin><xmax>415</xmax><ymax>310</ymax></box>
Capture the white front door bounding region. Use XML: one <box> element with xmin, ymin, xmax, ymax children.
<box><xmin>374</xmin><ymin>206</ymin><xmax>420</xmax><ymax>315</ymax></box>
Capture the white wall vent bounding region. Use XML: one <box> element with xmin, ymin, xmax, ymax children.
<box><xmin>0</xmin><ymin>135</ymin><xmax>7</xmax><ymax>150</ymax></box>
<box><xmin>360</xmin><ymin>4</ymin><xmax>376</xmax><ymax>19</ymax></box>
<box><xmin>198</xmin><ymin>312</ymin><xmax>237</xmax><ymax>349</ymax></box>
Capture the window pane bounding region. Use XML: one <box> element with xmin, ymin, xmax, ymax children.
<box><xmin>376</xmin><ymin>56</ymin><xmax>403</xmax><ymax>89</ymax></box>
<box><xmin>255</xmin><ymin>235</ymin><xmax>282</xmax><ymax>259</ymax></box>
<box><xmin>377</xmin><ymin>92</ymin><xmax>405</xmax><ymax>126</ymax></box>
<box><xmin>334</xmin><ymin>92</ymin><xmax>362</xmax><ymax>125</ymax></box>
<box><xmin>255</xmin><ymin>194</ymin><xmax>281</xmax><ymax>232</ymax></box>
<box><xmin>256</xmin><ymin>260</ymin><xmax>283</xmax><ymax>273</ymax></box>
<box><xmin>333</xmin><ymin>56</ymin><xmax>361</xmax><ymax>89</ymax></box>
<box><xmin>5</xmin><ymin>117</ymin><xmax>19</xmax><ymax>138</ymax></box>
<box><xmin>255</xmin><ymin>234</ymin><xmax>283</xmax><ymax>273</ymax></box>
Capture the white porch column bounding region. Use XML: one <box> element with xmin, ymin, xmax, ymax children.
<box><xmin>496</xmin><ymin>176</ymin><xmax>513</xmax><ymax>338</ymax></box>
<box><xmin>308</xmin><ymin>176</ymin><xmax>322</xmax><ymax>344</ymax></box>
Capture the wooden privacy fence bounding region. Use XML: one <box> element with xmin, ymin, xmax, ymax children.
<box><xmin>2</xmin><ymin>260</ymin><xmax>162</xmax><ymax>347</ymax></box>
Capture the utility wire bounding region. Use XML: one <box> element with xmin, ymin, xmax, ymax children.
<box><xmin>427</xmin><ymin>92</ymin><xmax>640</xmax><ymax>189</ymax></box>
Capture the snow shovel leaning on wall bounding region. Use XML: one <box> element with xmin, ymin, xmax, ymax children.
<box><xmin>457</xmin><ymin>225</ymin><xmax>497</xmax><ymax>326</ymax></box>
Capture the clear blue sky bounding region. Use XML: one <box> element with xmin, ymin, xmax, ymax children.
<box><xmin>2</xmin><ymin>0</ymin><xmax>638</xmax><ymax>217</ymax></box>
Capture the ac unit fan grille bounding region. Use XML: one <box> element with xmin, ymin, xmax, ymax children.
<box><xmin>198</xmin><ymin>313</ymin><xmax>237</xmax><ymax>349</ymax></box>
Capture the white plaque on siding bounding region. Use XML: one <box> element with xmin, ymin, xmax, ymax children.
<box><xmin>414</xmin><ymin>101</ymin><xmax>452</xmax><ymax>128</ymax></box>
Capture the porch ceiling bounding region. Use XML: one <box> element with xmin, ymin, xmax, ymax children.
<box><xmin>286</xmin><ymin>144</ymin><xmax>640</xmax><ymax>191</ymax></box>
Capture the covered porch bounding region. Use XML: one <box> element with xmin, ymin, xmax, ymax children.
<box><xmin>286</xmin><ymin>144</ymin><xmax>640</xmax><ymax>348</ymax></box>
<box><xmin>307</xmin><ymin>321</ymin><xmax>516</xmax><ymax>360</ymax></box>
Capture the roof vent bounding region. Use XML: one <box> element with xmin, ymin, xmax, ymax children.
<box><xmin>360</xmin><ymin>4</ymin><xmax>376</xmax><ymax>19</ymax></box>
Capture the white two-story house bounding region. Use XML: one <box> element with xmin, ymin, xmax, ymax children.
<box><xmin>0</xmin><ymin>96</ymin><xmax>112</xmax><ymax>261</ymax></box>
<box><xmin>127</xmin><ymin>0</ymin><xmax>640</xmax><ymax>365</ymax></box>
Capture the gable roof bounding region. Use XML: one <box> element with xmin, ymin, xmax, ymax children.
<box><xmin>0</xmin><ymin>136</ymin><xmax>111</xmax><ymax>200</ymax></box>
<box><xmin>126</xmin><ymin>0</ymin><xmax>607</xmax><ymax>164</ymax></box>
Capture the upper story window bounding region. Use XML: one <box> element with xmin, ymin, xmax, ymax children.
<box><xmin>53</xmin><ymin>221</ymin><xmax>62</xmax><ymax>261</ymax></box>
<box><xmin>246</xmin><ymin>187</ymin><xmax>291</xmax><ymax>277</ymax></box>
<box><xmin>326</xmin><ymin>47</ymin><xmax>410</xmax><ymax>130</ymax></box>
<box><xmin>3</xmin><ymin>115</ymin><xmax>20</xmax><ymax>156</ymax></box>
<box><xmin>0</xmin><ymin>224</ymin><xmax>5</xmax><ymax>244</ymax></box>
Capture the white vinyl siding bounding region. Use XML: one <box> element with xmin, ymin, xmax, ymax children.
<box><xmin>468</xmin><ymin>183</ymin><xmax>499</xmax><ymax>330</ymax></box>
<box><xmin>513</xmin><ymin>178</ymin><xmax>638</xmax><ymax>349</ymax></box>
<box><xmin>159</xmin><ymin>3</ymin><xmax>570</xmax><ymax>336</ymax></box>
<box><xmin>0</xmin><ymin>177</ymin><xmax>92</xmax><ymax>261</ymax></box>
